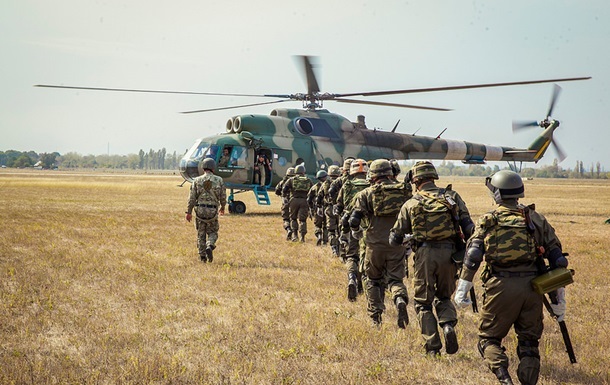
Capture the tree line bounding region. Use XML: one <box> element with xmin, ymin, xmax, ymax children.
<box><xmin>0</xmin><ymin>149</ymin><xmax>182</xmax><ymax>170</ymax></box>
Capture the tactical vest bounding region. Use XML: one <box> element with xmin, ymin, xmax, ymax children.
<box><xmin>195</xmin><ymin>175</ymin><xmax>222</xmax><ymax>219</ymax></box>
<box><xmin>292</xmin><ymin>176</ymin><xmax>311</xmax><ymax>193</ymax></box>
<box><xmin>410</xmin><ymin>190</ymin><xmax>456</xmax><ymax>241</ymax></box>
<box><xmin>482</xmin><ymin>206</ymin><xmax>537</xmax><ymax>267</ymax></box>
<box><xmin>342</xmin><ymin>178</ymin><xmax>370</xmax><ymax>211</ymax></box>
<box><xmin>371</xmin><ymin>182</ymin><xmax>410</xmax><ymax>217</ymax></box>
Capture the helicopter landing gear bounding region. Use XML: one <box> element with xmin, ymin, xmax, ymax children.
<box><xmin>229</xmin><ymin>200</ymin><xmax>246</xmax><ymax>214</ymax></box>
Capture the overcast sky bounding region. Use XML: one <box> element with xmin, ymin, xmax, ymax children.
<box><xmin>2</xmin><ymin>1</ymin><xmax>608</xmax><ymax>168</ymax></box>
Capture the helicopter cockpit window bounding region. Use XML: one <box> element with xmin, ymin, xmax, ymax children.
<box><xmin>206</xmin><ymin>144</ymin><xmax>219</xmax><ymax>160</ymax></box>
<box><xmin>218</xmin><ymin>146</ymin><xmax>233</xmax><ymax>167</ymax></box>
<box><xmin>186</xmin><ymin>141</ymin><xmax>210</xmax><ymax>161</ymax></box>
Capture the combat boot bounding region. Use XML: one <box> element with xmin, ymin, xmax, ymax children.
<box><xmin>442</xmin><ymin>323</ymin><xmax>459</xmax><ymax>354</ymax></box>
<box><xmin>316</xmin><ymin>233</ymin><xmax>322</xmax><ymax>246</ymax></box>
<box><xmin>347</xmin><ymin>274</ymin><xmax>358</xmax><ymax>302</ymax></box>
<box><xmin>331</xmin><ymin>244</ymin><xmax>339</xmax><ymax>257</ymax></box>
<box><xmin>205</xmin><ymin>245</ymin><xmax>215</xmax><ymax>263</ymax></box>
<box><xmin>371</xmin><ymin>313</ymin><xmax>382</xmax><ymax>327</ymax></box>
<box><xmin>493</xmin><ymin>367</ymin><xmax>514</xmax><ymax>385</ymax></box>
<box><xmin>395</xmin><ymin>297</ymin><xmax>409</xmax><ymax>329</ymax></box>
<box><xmin>300</xmin><ymin>234</ymin><xmax>305</xmax><ymax>243</ymax></box>
<box><xmin>286</xmin><ymin>229</ymin><xmax>292</xmax><ymax>241</ymax></box>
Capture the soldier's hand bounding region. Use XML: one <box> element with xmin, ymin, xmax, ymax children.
<box><xmin>550</xmin><ymin>287</ymin><xmax>567</xmax><ymax>322</ymax></box>
<box><xmin>453</xmin><ymin>279</ymin><xmax>473</xmax><ymax>309</ymax></box>
<box><xmin>185</xmin><ymin>213</ymin><xmax>192</xmax><ymax>222</ymax></box>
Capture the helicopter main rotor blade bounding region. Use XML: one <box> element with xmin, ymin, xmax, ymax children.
<box><xmin>335</xmin><ymin>98</ymin><xmax>452</xmax><ymax>111</ymax></box>
<box><xmin>180</xmin><ymin>99</ymin><xmax>290</xmax><ymax>114</ymax></box>
<box><xmin>512</xmin><ymin>120</ymin><xmax>540</xmax><ymax>132</ymax></box>
<box><xmin>35</xmin><ymin>84</ymin><xmax>275</xmax><ymax>98</ymax></box>
<box><xmin>335</xmin><ymin>77</ymin><xmax>591</xmax><ymax>98</ymax></box>
<box><xmin>547</xmin><ymin>84</ymin><xmax>562</xmax><ymax>118</ymax></box>
<box><xmin>302</xmin><ymin>56</ymin><xmax>321</xmax><ymax>95</ymax></box>
<box><xmin>551</xmin><ymin>137</ymin><xmax>567</xmax><ymax>162</ymax></box>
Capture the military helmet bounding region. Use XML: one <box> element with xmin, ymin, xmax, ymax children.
<box><xmin>343</xmin><ymin>157</ymin><xmax>355</xmax><ymax>171</ymax></box>
<box><xmin>286</xmin><ymin>167</ymin><xmax>295</xmax><ymax>177</ymax></box>
<box><xmin>202</xmin><ymin>158</ymin><xmax>216</xmax><ymax>171</ymax></box>
<box><xmin>328</xmin><ymin>165</ymin><xmax>341</xmax><ymax>177</ymax></box>
<box><xmin>411</xmin><ymin>161</ymin><xmax>438</xmax><ymax>181</ymax></box>
<box><xmin>350</xmin><ymin>158</ymin><xmax>369</xmax><ymax>175</ymax></box>
<box><xmin>369</xmin><ymin>159</ymin><xmax>393</xmax><ymax>179</ymax></box>
<box><xmin>390</xmin><ymin>159</ymin><xmax>401</xmax><ymax>177</ymax></box>
<box><xmin>486</xmin><ymin>170</ymin><xmax>524</xmax><ymax>200</ymax></box>
<box><xmin>316</xmin><ymin>170</ymin><xmax>328</xmax><ymax>180</ymax></box>
<box><xmin>295</xmin><ymin>164</ymin><xmax>306</xmax><ymax>174</ymax></box>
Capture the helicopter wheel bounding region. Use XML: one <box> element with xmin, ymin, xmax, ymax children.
<box><xmin>231</xmin><ymin>200</ymin><xmax>246</xmax><ymax>214</ymax></box>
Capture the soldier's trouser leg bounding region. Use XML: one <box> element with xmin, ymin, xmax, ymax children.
<box><xmin>297</xmin><ymin>203</ymin><xmax>308</xmax><ymax>237</ymax></box>
<box><xmin>413</xmin><ymin>246</ymin><xmax>444</xmax><ymax>351</ymax></box>
<box><xmin>478</xmin><ymin>275</ymin><xmax>543</xmax><ymax>380</ymax></box>
<box><xmin>195</xmin><ymin>220</ymin><xmax>207</xmax><ymax>258</ymax></box>
<box><xmin>366</xmin><ymin>278</ymin><xmax>385</xmax><ymax>319</ymax></box>
<box><xmin>288</xmin><ymin>199</ymin><xmax>300</xmax><ymax>239</ymax></box>
<box><xmin>433</xmin><ymin>247</ymin><xmax>458</xmax><ymax>327</ymax></box>
<box><xmin>196</xmin><ymin>218</ymin><xmax>219</xmax><ymax>257</ymax></box>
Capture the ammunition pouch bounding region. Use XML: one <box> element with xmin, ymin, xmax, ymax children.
<box><xmin>531</xmin><ymin>267</ymin><xmax>574</xmax><ymax>294</ymax></box>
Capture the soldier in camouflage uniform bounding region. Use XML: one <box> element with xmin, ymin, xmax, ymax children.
<box><xmin>390</xmin><ymin>161</ymin><xmax>474</xmax><ymax>356</ymax></box>
<box><xmin>186</xmin><ymin>158</ymin><xmax>226</xmax><ymax>263</ymax></box>
<box><xmin>337</xmin><ymin>159</ymin><xmax>370</xmax><ymax>301</ymax></box>
<box><xmin>308</xmin><ymin>170</ymin><xmax>328</xmax><ymax>246</ymax></box>
<box><xmin>276</xmin><ymin>167</ymin><xmax>295</xmax><ymax>240</ymax></box>
<box><xmin>454</xmin><ymin>170</ymin><xmax>568</xmax><ymax>385</ymax></box>
<box><xmin>350</xmin><ymin>159</ymin><xmax>412</xmax><ymax>327</ymax></box>
<box><xmin>282</xmin><ymin>165</ymin><xmax>313</xmax><ymax>242</ymax></box>
<box><xmin>316</xmin><ymin>165</ymin><xmax>342</xmax><ymax>256</ymax></box>
<box><xmin>329</xmin><ymin>158</ymin><xmax>355</xmax><ymax>259</ymax></box>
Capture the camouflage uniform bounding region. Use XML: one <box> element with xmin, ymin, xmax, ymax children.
<box><xmin>337</xmin><ymin>160</ymin><xmax>370</xmax><ymax>301</ymax></box>
<box><xmin>187</xmin><ymin>169</ymin><xmax>226</xmax><ymax>262</ymax></box>
<box><xmin>316</xmin><ymin>165</ymin><xmax>341</xmax><ymax>256</ymax></box>
<box><xmin>276</xmin><ymin>168</ymin><xmax>295</xmax><ymax>240</ymax></box>
<box><xmin>351</xmin><ymin>161</ymin><xmax>412</xmax><ymax>326</ymax></box>
<box><xmin>456</xmin><ymin>170</ymin><xmax>567</xmax><ymax>385</ymax></box>
<box><xmin>307</xmin><ymin>171</ymin><xmax>328</xmax><ymax>246</ymax></box>
<box><xmin>282</xmin><ymin>168</ymin><xmax>313</xmax><ymax>242</ymax></box>
<box><xmin>391</xmin><ymin>161</ymin><xmax>473</xmax><ymax>355</ymax></box>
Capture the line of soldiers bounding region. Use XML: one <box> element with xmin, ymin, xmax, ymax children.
<box><xmin>274</xmin><ymin>159</ymin><xmax>569</xmax><ymax>385</ymax></box>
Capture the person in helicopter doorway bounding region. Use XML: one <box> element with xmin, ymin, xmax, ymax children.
<box><xmin>254</xmin><ymin>152</ymin><xmax>271</xmax><ymax>186</ymax></box>
<box><xmin>185</xmin><ymin>158</ymin><xmax>226</xmax><ymax>263</ymax></box>
<box><xmin>218</xmin><ymin>147</ymin><xmax>232</xmax><ymax>167</ymax></box>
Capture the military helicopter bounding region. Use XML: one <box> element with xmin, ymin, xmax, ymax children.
<box><xmin>36</xmin><ymin>56</ymin><xmax>590</xmax><ymax>214</ymax></box>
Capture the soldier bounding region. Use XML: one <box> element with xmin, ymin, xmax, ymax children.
<box><xmin>350</xmin><ymin>159</ymin><xmax>412</xmax><ymax>327</ymax></box>
<box><xmin>329</xmin><ymin>158</ymin><xmax>355</xmax><ymax>259</ymax></box>
<box><xmin>276</xmin><ymin>167</ymin><xmax>295</xmax><ymax>240</ymax></box>
<box><xmin>308</xmin><ymin>170</ymin><xmax>328</xmax><ymax>246</ymax></box>
<box><xmin>282</xmin><ymin>165</ymin><xmax>313</xmax><ymax>242</ymax></box>
<box><xmin>337</xmin><ymin>159</ymin><xmax>370</xmax><ymax>301</ymax></box>
<box><xmin>454</xmin><ymin>170</ymin><xmax>568</xmax><ymax>385</ymax></box>
<box><xmin>317</xmin><ymin>165</ymin><xmax>342</xmax><ymax>256</ymax></box>
<box><xmin>390</xmin><ymin>161</ymin><xmax>474</xmax><ymax>357</ymax></box>
<box><xmin>185</xmin><ymin>158</ymin><xmax>226</xmax><ymax>263</ymax></box>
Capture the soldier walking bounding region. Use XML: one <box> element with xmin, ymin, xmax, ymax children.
<box><xmin>185</xmin><ymin>158</ymin><xmax>226</xmax><ymax>263</ymax></box>
<box><xmin>390</xmin><ymin>161</ymin><xmax>474</xmax><ymax>357</ymax></box>
<box><xmin>308</xmin><ymin>170</ymin><xmax>328</xmax><ymax>246</ymax></box>
<box><xmin>276</xmin><ymin>167</ymin><xmax>295</xmax><ymax>240</ymax></box>
<box><xmin>282</xmin><ymin>165</ymin><xmax>313</xmax><ymax>242</ymax></box>
<box><xmin>454</xmin><ymin>170</ymin><xmax>568</xmax><ymax>385</ymax></box>
<box><xmin>316</xmin><ymin>165</ymin><xmax>342</xmax><ymax>256</ymax></box>
<box><xmin>350</xmin><ymin>159</ymin><xmax>412</xmax><ymax>327</ymax></box>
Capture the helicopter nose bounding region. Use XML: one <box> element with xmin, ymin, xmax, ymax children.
<box><xmin>179</xmin><ymin>157</ymin><xmax>198</xmax><ymax>182</ymax></box>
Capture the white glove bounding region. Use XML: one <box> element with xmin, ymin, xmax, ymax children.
<box><xmin>453</xmin><ymin>279</ymin><xmax>473</xmax><ymax>309</ymax></box>
<box><xmin>549</xmin><ymin>287</ymin><xmax>567</xmax><ymax>322</ymax></box>
<box><xmin>351</xmin><ymin>227</ymin><xmax>364</xmax><ymax>240</ymax></box>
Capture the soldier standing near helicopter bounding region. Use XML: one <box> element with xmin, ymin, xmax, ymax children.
<box><xmin>185</xmin><ymin>158</ymin><xmax>226</xmax><ymax>263</ymax></box>
<box><xmin>316</xmin><ymin>165</ymin><xmax>342</xmax><ymax>255</ymax></box>
<box><xmin>276</xmin><ymin>167</ymin><xmax>295</xmax><ymax>240</ymax></box>
<box><xmin>308</xmin><ymin>170</ymin><xmax>329</xmax><ymax>246</ymax></box>
<box><xmin>282</xmin><ymin>165</ymin><xmax>313</xmax><ymax>242</ymax></box>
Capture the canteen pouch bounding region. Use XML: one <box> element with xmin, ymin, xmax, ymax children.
<box><xmin>531</xmin><ymin>267</ymin><xmax>574</xmax><ymax>294</ymax></box>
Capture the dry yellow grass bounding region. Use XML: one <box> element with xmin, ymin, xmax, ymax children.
<box><xmin>1</xmin><ymin>169</ymin><xmax>609</xmax><ymax>384</ymax></box>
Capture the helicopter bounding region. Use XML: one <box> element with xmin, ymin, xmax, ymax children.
<box><xmin>36</xmin><ymin>56</ymin><xmax>590</xmax><ymax>214</ymax></box>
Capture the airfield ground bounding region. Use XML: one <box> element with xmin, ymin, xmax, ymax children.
<box><xmin>1</xmin><ymin>169</ymin><xmax>609</xmax><ymax>384</ymax></box>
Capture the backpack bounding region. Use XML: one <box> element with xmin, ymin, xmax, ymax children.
<box><xmin>410</xmin><ymin>189</ymin><xmax>456</xmax><ymax>241</ymax></box>
<box><xmin>342</xmin><ymin>178</ymin><xmax>370</xmax><ymax>211</ymax></box>
<box><xmin>371</xmin><ymin>182</ymin><xmax>411</xmax><ymax>217</ymax></box>
<box><xmin>482</xmin><ymin>206</ymin><xmax>537</xmax><ymax>267</ymax></box>
<box><xmin>292</xmin><ymin>176</ymin><xmax>311</xmax><ymax>193</ymax></box>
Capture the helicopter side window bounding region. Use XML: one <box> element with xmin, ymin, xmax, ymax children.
<box><xmin>230</xmin><ymin>146</ymin><xmax>247</xmax><ymax>168</ymax></box>
<box><xmin>218</xmin><ymin>146</ymin><xmax>233</xmax><ymax>167</ymax></box>
<box><xmin>205</xmin><ymin>144</ymin><xmax>219</xmax><ymax>161</ymax></box>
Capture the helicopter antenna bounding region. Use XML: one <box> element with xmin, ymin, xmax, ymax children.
<box><xmin>411</xmin><ymin>127</ymin><xmax>421</xmax><ymax>136</ymax></box>
<box><xmin>435</xmin><ymin>127</ymin><xmax>448</xmax><ymax>139</ymax></box>
<box><xmin>391</xmin><ymin>119</ymin><xmax>401</xmax><ymax>133</ymax></box>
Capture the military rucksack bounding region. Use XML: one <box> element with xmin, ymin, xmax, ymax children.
<box><xmin>371</xmin><ymin>182</ymin><xmax>411</xmax><ymax>217</ymax></box>
<box><xmin>292</xmin><ymin>175</ymin><xmax>311</xmax><ymax>192</ymax></box>
<box><xmin>342</xmin><ymin>178</ymin><xmax>370</xmax><ymax>211</ymax></box>
<box><xmin>481</xmin><ymin>205</ymin><xmax>537</xmax><ymax>267</ymax></box>
<box><xmin>410</xmin><ymin>189</ymin><xmax>456</xmax><ymax>241</ymax></box>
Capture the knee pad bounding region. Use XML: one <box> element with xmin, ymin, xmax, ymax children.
<box><xmin>517</xmin><ymin>340</ymin><xmax>540</xmax><ymax>360</ymax></box>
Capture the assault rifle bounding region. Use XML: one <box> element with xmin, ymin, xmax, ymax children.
<box><xmin>542</xmin><ymin>293</ymin><xmax>577</xmax><ymax>364</ymax></box>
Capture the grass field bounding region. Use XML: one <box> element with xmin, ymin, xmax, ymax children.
<box><xmin>1</xmin><ymin>169</ymin><xmax>609</xmax><ymax>384</ymax></box>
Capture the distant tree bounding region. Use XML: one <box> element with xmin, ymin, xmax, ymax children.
<box><xmin>138</xmin><ymin>149</ymin><xmax>145</xmax><ymax>169</ymax></box>
<box><xmin>39</xmin><ymin>152</ymin><xmax>59</xmax><ymax>169</ymax></box>
<box><xmin>13</xmin><ymin>154</ymin><xmax>33</xmax><ymax>168</ymax></box>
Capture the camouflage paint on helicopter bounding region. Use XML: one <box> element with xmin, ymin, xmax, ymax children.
<box><xmin>179</xmin><ymin>107</ymin><xmax>556</xmax><ymax>187</ymax></box>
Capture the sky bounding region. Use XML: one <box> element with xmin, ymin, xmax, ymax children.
<box><xmin>2</xmin><ymin>1</ymin><xmax>608</xmax><ymax>169</ymax></box>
